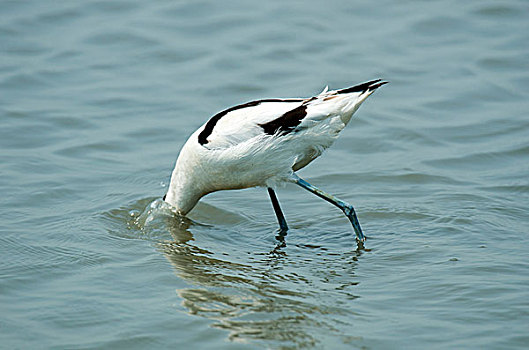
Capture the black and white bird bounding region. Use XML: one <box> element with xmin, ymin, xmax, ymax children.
<box><xmin>164</xmin><ymin>79</ymin><xmax>387</xmax><ymax>241</ymax></box>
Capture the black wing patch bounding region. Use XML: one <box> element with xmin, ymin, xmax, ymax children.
<box><xmin>259</xmin><ymin>104</ymin><xmax>307</xmax><ymax>136</ymax></box>
<box><xmin>198</xmin><ymin>98</ymin><xmax>303</xmax><ymax>145</ymax></box>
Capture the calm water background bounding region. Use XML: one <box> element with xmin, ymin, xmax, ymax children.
<box><xmin>1</xmin><ymin>1</ymin><xmax>528</xmax><ymax>349</ymax></box>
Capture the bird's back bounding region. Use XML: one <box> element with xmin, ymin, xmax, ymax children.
<box><xmin>198</xmin><ymin>80</ymin><xmax>384</xmax><ymax>152</ymax></box>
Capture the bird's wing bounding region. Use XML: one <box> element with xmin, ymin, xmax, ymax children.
<box><xmin>198</xmin><ymin>99</ymin><xmax>305</xmax><ymax>149</ymax></box>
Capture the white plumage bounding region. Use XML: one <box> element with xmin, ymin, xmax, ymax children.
<box><xmin>164</xmin><ymin>79</ymin><xmax>387</xmax><ymax>241</ymax></box>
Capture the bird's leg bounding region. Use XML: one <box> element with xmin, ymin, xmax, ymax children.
<box><xmin>267</xmin><ymin>187</ymin><xmax>289</xmax><ymax>233</ymax></box>
<box><xmin>291</xmin><ymin>174</ymin><xmax>365</xmax><ymax>242</ymax></box>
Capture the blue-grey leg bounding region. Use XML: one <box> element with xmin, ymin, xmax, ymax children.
<box><xmin>292</xmin><ymin>174</ymin><xmax>365</xmax><ymax>242</ymax></box>
<box><xmin>267</xmin><ymin>187</ymin><xmax>289</xmax><ymax>233</ymax></box>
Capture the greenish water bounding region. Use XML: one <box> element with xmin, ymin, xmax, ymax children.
<box><xmin>1</xmin><ymin>1</ymin><xmax>528</xmax><ymax>349</ymax></box>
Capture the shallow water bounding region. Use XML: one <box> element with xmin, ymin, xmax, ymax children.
<box><xmin>1</xmin><ymin>0</ymin><xmax>528</xmax><ymax>349</ymax></box>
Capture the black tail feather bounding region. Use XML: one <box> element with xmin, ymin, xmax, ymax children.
<box><xmin>368</xmin><ymin>80</ymin><xmax>389</xmax><ymax>91</ymax></box>
<box><xmin>337</xmin><ymin>79</ymin><xmax>387</xmax><ymax>94</ymax></box>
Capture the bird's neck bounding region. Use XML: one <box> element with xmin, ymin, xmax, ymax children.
<box><xmin>165</xmin><ymin>168</ymin><xmax>205</xmax><ymax>215</ymax></box>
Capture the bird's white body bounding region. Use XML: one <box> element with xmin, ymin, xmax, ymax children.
<box><xmin>165</xmin><ymin>80</ymin><xmax>385</xmax><ymax>217</ymax></box>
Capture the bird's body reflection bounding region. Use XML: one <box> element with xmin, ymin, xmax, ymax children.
<box><xmin>136</xmin><ymin>199</ymin><xmax>366</xmax><ymax>347</ymax></box>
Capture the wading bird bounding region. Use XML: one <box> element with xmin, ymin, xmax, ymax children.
<box><xmin>164</xmin><ymin>79</ymin><xmax>387</xmax><ymax>241</ymax></box>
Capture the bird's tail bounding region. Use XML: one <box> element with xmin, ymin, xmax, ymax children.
<box><xmin>335</xmin><ymin>79</ymin><xmax>388</xmax><ymax>95</ymax></box>
<box><xmin>311</xmin><ymin>79</ymin><xmax>387</xmax><ymax>125</ymax></box>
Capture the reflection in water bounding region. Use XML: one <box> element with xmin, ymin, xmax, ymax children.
<box><xmin>155</xmin><ymin>212</ymin><xmax>365</xmax><ymax>348</ymax></box>
<box><xmin>111</xmin><ymin>198</ymin><xmax>366</xmax><ymax>347</ymax></box>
